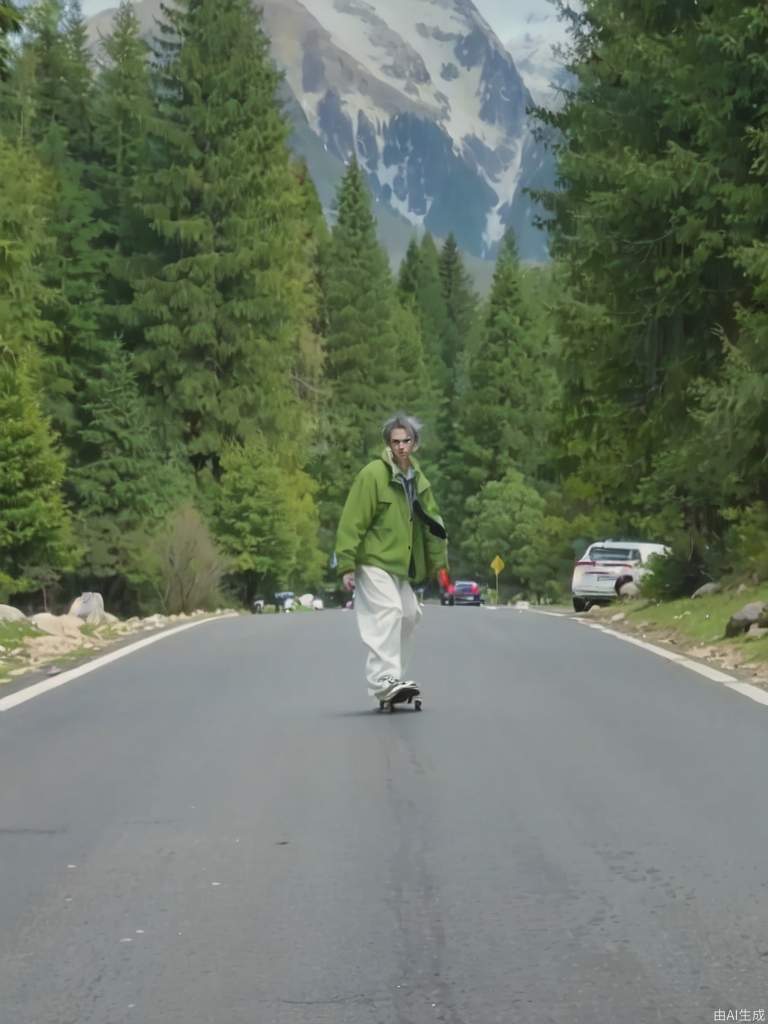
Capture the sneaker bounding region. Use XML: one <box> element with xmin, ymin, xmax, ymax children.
<box><xmin>384</xmin><ymin>680</ymin><xmax>420</xmax><ymax>704</ymax></box>
<box><xmin>372</xmin><ymin>676</ymin><xmax>399</xmax><ymax>701</ymax></box>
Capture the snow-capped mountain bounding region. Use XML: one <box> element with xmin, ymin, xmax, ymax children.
<box><xmin>87</xmin><ymin>0</ymin><xmax>553</xmax><ymax>262</ymax></box>
<box><xmin>262</xmin><ymin>0</ymin><xmax>549</xmax><ymax>260</ymax></box>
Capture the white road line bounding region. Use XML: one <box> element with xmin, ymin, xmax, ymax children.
<box><xmin>568</xmin><ymin>618</ymin><xmax>768</xmax><ymax>706</ymax></box>
<box><xmin>0</xmin><ymin>614</ymin><xmax>238</xmax><ymax>713</ymax></box>
<box><xmin>722</xmin><ymin>682</ymin><xmax>768</xmax><ymax>707</ymax></box>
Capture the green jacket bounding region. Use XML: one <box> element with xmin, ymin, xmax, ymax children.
<box><xmin>335</xmin><ymin>449</ymin><xmax>448</xmax><ymax>583</ymax></box>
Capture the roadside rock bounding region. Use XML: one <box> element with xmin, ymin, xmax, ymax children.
<box><xmin>611</xmin><ymin>612</ymin><xmax>626</xmax><ymax>623</ymax></box>
<box><xmin>746</xmin><ymin>624</ymin><xmax>768</xmax><ymax>640</ymax></box>
<box><xmin>141</xmin><ymin>614</ymin><xmax>168</xmax><ymax>630</ymax></box>
<box><xmin>725</xmin><ymin>602</ymin><xmax>767</xmax><ymax>638</ymax></box>
<box><xmin>69</xmin><ymin>592</ymin><xmax>105</xmax><ymax>620</ymax></box>
<box><xmin>29</xmin><ymin>613</ymin><xmax>85</xmax><ymax>638</ymax></box>
<box><xmin>692</xmin><ymin>582</ymin><xmax>721</xmax><ymax>599</ymax></box>
<box><xmin>618</xmin><ymin>582</ymin><xmax>640</xmax><ymax>599</ymax></box>
<box><xmin>0</xmin><ymin>604</ymin><xmax>26</xmax><ymax>623</ymax></box>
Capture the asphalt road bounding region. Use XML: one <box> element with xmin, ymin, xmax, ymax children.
<box><xmin>1</xmin><ymin>607</ymin><xmax>767</xmax><ymax>1024</ymax></box>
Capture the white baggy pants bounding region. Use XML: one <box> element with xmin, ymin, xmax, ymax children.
<box><xmin>354</xmin><ymin>565</ymin><xmax>423</xmax><ymax>698</ymax></box>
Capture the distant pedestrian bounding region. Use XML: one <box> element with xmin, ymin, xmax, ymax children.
<box><xmin>335</xmin><ymin>413</ymin><xmax>449</xmax><ymax>706</ymax></box>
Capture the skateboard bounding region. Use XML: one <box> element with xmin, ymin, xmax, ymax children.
<box><xmin>378</xmin><ymin>684</ymin><xmax>422</xmax><ymax>713</ymax></box>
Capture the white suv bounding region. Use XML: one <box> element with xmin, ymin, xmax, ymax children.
<box><xmin>571</xmin><ymin>540</ymin><xmax>669</xmax><ymax>612</ymax></box>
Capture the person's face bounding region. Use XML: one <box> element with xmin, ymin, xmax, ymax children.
<box><xmin>389</xmin><ymin>430</ymin><xmax>414</xmax><ymax>469</ymax></box>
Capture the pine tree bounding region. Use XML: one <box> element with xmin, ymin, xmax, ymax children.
<box><xmin>14</xmin><ymin>1</ymin><xmax>95</xmax><ymax>159</ymax></box>
<box><xmin>0</xmin><ymin>1</ymin><xmax>21</xmax><ymax>80</ymax></box>
<box><xmin>213</xmin><ymin>438</ymin><xmax>321</xmax><ymax>603</ymax></box>
<box><xmin>395</xmin><ymin>234</ymin><xmax>449</xmax><ymax>457</ymax></box>
<box><xmin>0</xmin><ymin>134</ymin><xmax>74</xmax><ymax>599</ymax></box>
<box><xmin>397</xmin><ymin>238</ymin><xmax>421</xmax><ymax>298</ymax></box>
<box><xmin>7</xmin><ymin>0</ymin><xmax>107</xmax><ymax>446</ymax></box>
<box><xmin>454</xmin><ymin>233</ymin><xmax>549</xmax><ymax>493</ymax></box>
<box><xmin>0</xmin><ymin>350</ymin><xmax>75</xmax><ymax>599</ymax></box>
<box><xmin>438</xmin><ymin>233</ymin><xmax>479</xmax><ymax>389</ymax></box>
<box><xmin>59</xmin><ymin>1</ymin><xmax>94</xmax><ymax>162</ymax></box>
<box><xmin>68</xmin><ymin>342</ymin><xmax>191</xmax><ymax>583</ymax></box>
<box><xmin>129</xmin><ymin>0</ymin><xmax>316</xmax><ymax>473</ymax></box>
<box><xmin>0</xmin><ymin>136</ymin><xmax>52</xmax><ymax>358</ymax></box>
<box><xmin>317</xmin><ymin>158</ymin><xmax>400</xmax><ymax>513</ymax></box>
<box><xmin>91</xmin><ymin>0</ymin><xmax>154</xmax><ymax>319</ymax></box>
<box><xmin>390</xmin><ymin>301</ymin><xmax>430</xmax><ymax>418</ymax></box>
<box><xmin>291</xmin><ymin>157</ymin><xmax>327</xmax><ymax>414</ymax></box>
<box><xmin>537</xmin><ymin>0</ymin><xmax>768</xmax><ymax>535</ymax></box>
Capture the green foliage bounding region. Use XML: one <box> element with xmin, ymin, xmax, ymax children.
<box><xmin>0</xmin><ymin>136</ymin><xmax>53</xmax><ymax>357</ymax></box>
<box><xmin>213</xmin><ymin>438</ymin><xmax>323</xmax><ymax>602</ymax></box>
<box><xmin>452</xmin><ymin>233</ymin><xmax>554</xmax><ymax>508</ymax></box>
<box><xmin>640</xmin><ymin>546</ymin><xmax>709</xmax><ymax>603</ymax></box>
<box><xmin>34</xmin><ymin>124</ymin><xmax>108</xmax><ymax>441</ymax></box>
<box><xmin>461</xmin><ymin>469</ymin><xmax>571</xmax><ymax>602</ymax></box>
<box><xmin>4</xmin><ymin>2</ymin><xmax>108</xmax><ymax>446</ymax></box>
<box><xmin>12</xmin><ymin>0</ymin><xmax>95</xmax><ymax>159</ymax></box>
<box><xmin>129</xmin><ymin>0</ymin><xmax>316</xmax><ymax>472</ymax></box>
<box><xmin>130</xmin><ymin>504</ymin><xmax>227</xmax><ymax>615</ymax></box>
<box><xmin>315</xmin><ymin>159</ymin><xmax>401</xmax><ymax>517</ymax></box>
<box><xmin>68</xmin><ymin>341</ymin><xmax>191</xmax><ymax>579</ymax></box>
<box><xmin>438</xmin><ymin>232</ymin><xmax>479</xmax><ymax>385</ymax></box>
<box><xmin>0</xmin><ymin>351</ymin><xmax>76</xmax><ymax>594</ymax></box>
<box><xmin>0</xmin><ymin>2</ymin><xmax>21</xmax><ymax>80</ymax></box>
<box><xmin>91</xmin><ymin>0</ymin><xmax>154</xmax><ymax>321</ymax></box>
<box><xmin>537</xmin><ymin>0</ymin><xmax>768</xmax><ymax>544</ymax></box>
<box><xmin>395</xmin><ymin>234</ymin><xmax>449</xmax><ymax>464</ymax></box>
<box><xmin>721</xmin><ymin>503</ymin><xmax>768</xmax><ymax>585</ymax></box>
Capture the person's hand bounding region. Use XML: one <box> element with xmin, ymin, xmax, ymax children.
<box><xmin>342</xmin><ymin>571</ymin><xmax>356</xmax><ymax>592</ymax></box>
<box><xmin>438</xmin><ymin>568</ymin><xmax>452</xmax><ymax>592</ymax></box>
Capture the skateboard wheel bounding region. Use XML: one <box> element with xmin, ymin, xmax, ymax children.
<box><xmin>414</xmin><ymin>699</ymin><xmax>422</xmax><ymax>711</ymax></box>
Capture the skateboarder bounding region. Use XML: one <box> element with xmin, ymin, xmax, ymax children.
<box><xmin>334</xmin><ymin>413</ymin><xmax>449</xmax><ymax>707</ymax></box>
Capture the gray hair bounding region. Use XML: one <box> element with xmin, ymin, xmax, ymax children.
<box><xmin>382</xmin><ymin>412</ymin><xmax>422</xmax><ymax>450</ymax></box>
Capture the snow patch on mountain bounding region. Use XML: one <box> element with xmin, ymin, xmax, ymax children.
<box><xmin>85</xmin><ymin>0</ymin><xmax>554</xmax><ymax>260</ymax></box>
<box><xmin>290</xmin><ymin>0</ymin><xmax>537</xmax><ymax>253</ymax></box>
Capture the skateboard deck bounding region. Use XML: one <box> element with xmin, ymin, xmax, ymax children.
<box><xmin>378</xmin><ymin>684</ymin><xmax>422</xmax><ymax>712</ymax></box>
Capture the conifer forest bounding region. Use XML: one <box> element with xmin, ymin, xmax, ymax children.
<box><xmin>2</xmin><ymin>0</ymin><xmax>768</xmax><ymax>614</ymax></box>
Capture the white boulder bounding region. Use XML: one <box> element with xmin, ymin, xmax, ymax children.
<box><xmin>0</xmin><ymin>604</ymin><xmax>26</xmax><ymax>623</ymax></box>
<box><xmin>29</xmin><ymin>613</ymin><xmax>84</xmax><ymax>638</ymax></box>
<box><xmin>69</xmin><ymin>592</ymin><xmax>105</xmax><ymax>620</ymax></box>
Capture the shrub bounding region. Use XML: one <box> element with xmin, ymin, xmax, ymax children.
<box><xmin>640</xmin><ymin>542</ymin><xmax>708</xmax><ymax>601</ymax></box>
<box><xmin>131</xmin><ymin>505</ymin><xmax>229</xmax><ymax>614</ymax></box>
<box><xmin>721</xmin><ymin>502</ymin><xmax>768</xmax><ymax>584</ymax></box>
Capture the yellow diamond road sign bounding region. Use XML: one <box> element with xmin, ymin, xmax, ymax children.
<box><xmin>490</xmin><ymin>555</ymin><xmax>505</xmax><ymax>575</ymax></box>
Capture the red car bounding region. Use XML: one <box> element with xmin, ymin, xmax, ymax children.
<box><xmin>442</xmin><ymin>580</ymin><xmax>482</xmax><ymax>606</ymax></box>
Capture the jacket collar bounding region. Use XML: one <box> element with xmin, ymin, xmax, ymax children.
<box><xmin>381</xmin><ymin>448</ymin><xmax>428</xmax><ymax>492</ymax></box>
